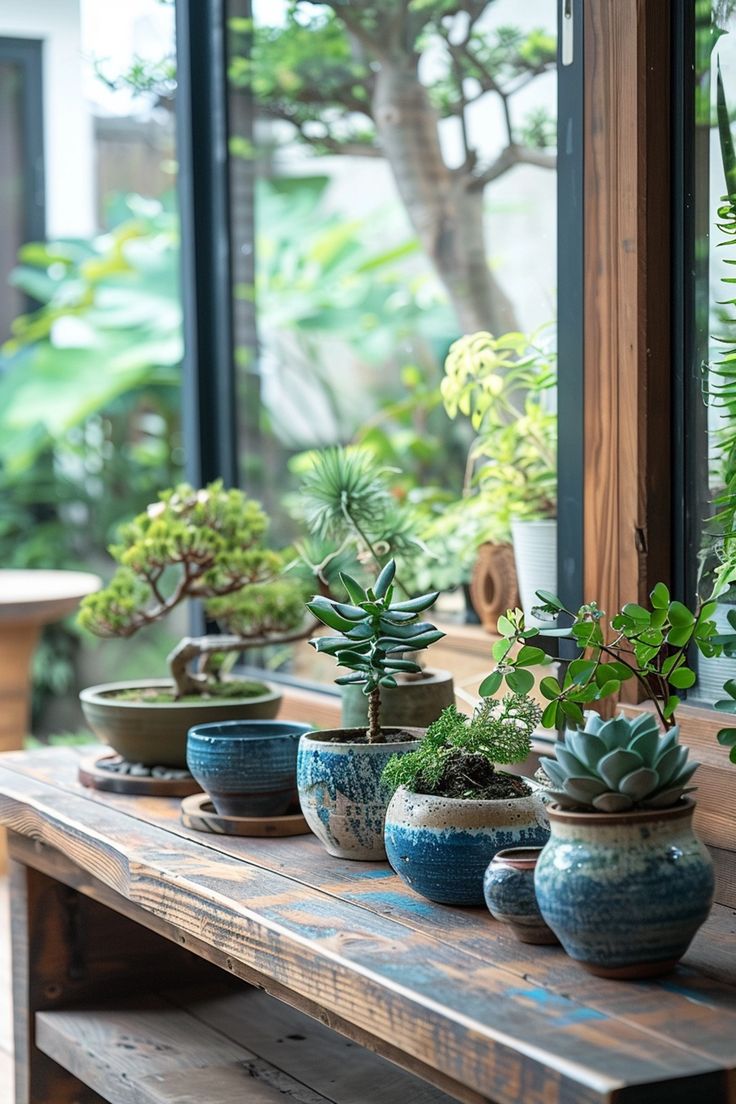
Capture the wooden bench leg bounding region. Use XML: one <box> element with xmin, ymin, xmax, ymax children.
<box><xmin>9</xmin><ymin>834</ymin><xmax>213</xmax><ymax>1103</ymax></box>
<box><xmin>10</xmin><ymin>853</ymin><xmax>104</xmax><ymax>1103</ymax></box>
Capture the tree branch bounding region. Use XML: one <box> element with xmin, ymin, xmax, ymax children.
<box><xmin>469</xmin><ymin>144</ymin><xmax>556</xmax><ymax>191</ymax></box>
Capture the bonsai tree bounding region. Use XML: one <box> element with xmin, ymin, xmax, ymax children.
<box><xmin>383</xmin><ymin>697</ymin><xmax>541</xmax><ymax>801</ymax></box>
<box><xmin>78</xmin><ymin>481</ymin><xmax>312</xmax><ymax>699</ymax></box>
<box><xmin>306</xmin><ymin>559</ymin><xmax>443</xmax><ymax>741</ymax></box>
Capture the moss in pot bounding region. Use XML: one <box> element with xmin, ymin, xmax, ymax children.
<box><xmin>383</xmin><ymin>697</ymin><xmax>549</xmax><ymax>905</ymax></box>
<box><xmin>296</xmin><ymin>558</ymin><xmax>444</xmax><ymax>860</ymax></box>
<box><xmin>78</xmin><ymin>481</ymin><xmax>315</xmax><ymax>768</ymax></box>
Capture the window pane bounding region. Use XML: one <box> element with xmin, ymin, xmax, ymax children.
<box><xmin>226</xmin><ymin>1</ymin><xmax>559</xmax><ymax>696</ymax></box>
<box><xmin>0</xmin><ymin>1</ymin><xmax>182</xmax><ymax>735</ymax></box>
<box><xmin>689</xmin><ymin>0</ymin><xmax>736</xmax><ymax>704</ymax></box>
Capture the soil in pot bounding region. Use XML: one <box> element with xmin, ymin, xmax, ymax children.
<box><xmin>410</xmin><ymin>746</ymin><xmax>532</xmax><ymax>801</ymax></box>
<box><xmin>297</xmin><ymin>727</ymin><xmax>423</xmax><ymax>861</ymax></box>
<box><xmin>111</xmin><ymin>679</ymin><xmax>270</xmax><ymax>704</ymax></box>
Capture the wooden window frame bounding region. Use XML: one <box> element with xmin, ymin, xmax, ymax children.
<box><xmin>583</xmin><ymin>0</ymin><xmax>735</xmax><ymax>870</ymax></box>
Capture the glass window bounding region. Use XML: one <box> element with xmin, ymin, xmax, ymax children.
<box><xmin>0</xmin><ymin>1</ymin><xmax>182</xmax><ymax>734</ymax></box>
<box><xmin>685</xmin><ymin>0</ymin><xmax>736</xmax><ymax>704</ymax></box>
<box><xmin>225</xmin><ymin>1</ymin><xmax>560</xmax><ymax>696</ymax></box>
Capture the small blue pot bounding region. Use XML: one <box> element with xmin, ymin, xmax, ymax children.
<box><xmin>483</xmin><ymin>847</ymin><xmax>558</xmax><ymax>944</ymax></box>
<box><xmin>534</xmin><ymin>798</ymin><xmax>714</xmax><ymax>978</ymax></box>
<box><xmin>187</xmin><ymin>720</ymin><xmax>312</xmax><ymax>817</ymax></box>
<box><xmin>384</xmin><ymin>786</ymin><xmax>550</xmax><ymax>906</ymax></box>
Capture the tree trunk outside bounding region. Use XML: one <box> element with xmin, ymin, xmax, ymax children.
<box><xmin>371</xmin><ymin>61</ymin><xmax>518</xmax><ymax>336</ymax></box>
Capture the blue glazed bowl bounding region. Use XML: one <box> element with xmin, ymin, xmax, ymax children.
<box><xmin>187</xmin><ymin>720</ymin><xmax>313</xmax><ymax>818</ymax></box>
<box><xmin>385</xmin><ymin>786</ymin><xmax>550</xmax><ymax>906</ymax></box>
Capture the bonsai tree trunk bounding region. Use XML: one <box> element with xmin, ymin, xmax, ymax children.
<box><xmin>371</xmin><ymin>60</ymin><xmax>517</xmax><ymax>335</ymax></box>
<box><xmin>367</xmin><ymin>686</ymin><xmax>382</xmax><ymax>743</ymax></box>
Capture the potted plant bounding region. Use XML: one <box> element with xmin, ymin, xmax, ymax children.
<box><xmin>440</xmin><ymin>329</ymin><xmax>557</xmax><ymax>626</ymax></box>
<box><xmin>294</xmin><ymin>446</ymin><xmax>455</xmax><ymax>727</ymax></box>
<box><xmin>382</xmin><ymin>696</ymin><xmax>549</xmax><ymax>905</ymax></box>
<box><xmin>296</xmin><ymin>558</ymin><xmax>444</xmax><ymax>860</ymax></box>
<box><xmin>480</xmin><ymin>584</ymin><xmax>729</xmax><ymax>977</ymax></box>
<box><xmin>78</xmin><ymin>481</ymin><xmax>312</xmax><ymax>768</ymax></box>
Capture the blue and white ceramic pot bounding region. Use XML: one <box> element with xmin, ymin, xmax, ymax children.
<box><xmin>534</xmin><ymin>799</ymin><xmax>714</xmax><ymax>978</ymax></box>
<box><xmin>384</xmin><ymin>785</ymin><xmax>550</xmax><ymax>906</ymax></box>
<box><xmin>483</xmin><ymin>847</ymin><xmax>558</xmax><ymax>944</ymax></box>
<box><xmin>187</xmin><ymin>720</ymin><xmax>312</xmax><ymax>818</ymax></box>
<box><xmin>297</xmin><ymin>728</ymin><xmax>423</xmax><ymax>860</ymax></box>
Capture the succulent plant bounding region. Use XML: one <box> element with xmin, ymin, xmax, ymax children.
<box><xmin>539</xmin><ymin>712</ymin><xmax>700</xmax><ymax>813</ymax></box>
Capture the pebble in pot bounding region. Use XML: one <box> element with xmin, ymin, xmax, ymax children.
<box><xmin>299</xmin><ymin>559</ymin><xmax>445</xmax><ymax>860</ymax></box>
<box><xmin>483</xmin><ymin>847</ymin><xmax>558</xmax><ymax>944</ymax></box>
<box><xmin>187</xmin><ymin>720</ymin><xmax>313</xmax><ymax>817</ymax></box>
<box><xmin>382</xmin><ymin>698</ymin><xmax>549</xmax><ymax>905</ymax></box>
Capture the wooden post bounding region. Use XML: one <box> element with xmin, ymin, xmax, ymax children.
<box><xmin>583</xmin><ymin>0</ymin><xmax>672</xmax><ymax>700</ymax></box>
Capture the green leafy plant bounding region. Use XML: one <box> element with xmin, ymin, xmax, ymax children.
<box><xmin>480</xmin><ymin>582</ymin><xmax>736</xmax><ymax>763</ymax></box>
<box><xmin>440</xmin><ymin>330</ymin><xmax>557</xmax><ymax>540</ymax></box>
<box><xmin>306</xmin><ymin>559</ymin><xmax>443</xmax><ymax>742</ymax></box>
<box><xmin>540</xmin><ymin>712</ymin><xmax>698</xmax><ymax>812</ymax></box>
<box><xmin>78</xmin><ymin>481</ymin><xmax>310</xmax><ymax>699</ymax></box>
<box><xmin>382</xmin><ymin>697</ymin><xmax>540</xmax><ymax>800</ymax></box>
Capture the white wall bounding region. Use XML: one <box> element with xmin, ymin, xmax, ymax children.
<box><xmin>1</xmin><ymin>0</ymin><xmax>95</xmax><ymax>238</ymax></box>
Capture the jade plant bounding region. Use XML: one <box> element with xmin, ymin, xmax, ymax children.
<box><xmin>540</xmin><ymin>712</ymin><xmax>698</xmax><ymax>812</ymax></box>
<box><xmin>382</xmin><ymin>697</ymin><xmax>541</xmax><ymax>800</ymax></box>
<box><xmin>78</xmin><ymin>481</ymin><xmax>310</xmax><ymax>699</ymax></box>
<box><xmin>306</xmin><ymin>559</ymin><xmax>443</xmax><ymax>741</ymax></box>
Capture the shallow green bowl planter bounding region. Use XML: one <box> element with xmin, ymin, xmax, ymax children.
<box><xmin>80</xmin><ymin>678</ymin><xmax>282</xmax><ymax>768</ymax></box>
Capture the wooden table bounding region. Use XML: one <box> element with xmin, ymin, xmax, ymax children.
<box><xmin>1</xmin><ymin>746</ymin><xmax>735</xmax><ymax>1104</ymax></box>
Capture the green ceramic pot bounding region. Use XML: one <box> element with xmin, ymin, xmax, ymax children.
<box><xmin>340</xmin><ymin>668</ymin><xmax>454</xmax><ymax>730</ymax></box>
<box><xmin>80</xmin><ymin>678</ymin><xmax>282</xmax><ymax>768</ymax></box>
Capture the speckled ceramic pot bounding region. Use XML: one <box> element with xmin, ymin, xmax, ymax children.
<box><xmin>483</xmin><ymin>847</ymin><xmax>558</xmax><ymax>944</ymax></box>
<box><xmin>187</xmin><ymin>720</ymin><xmax>312</xmax><ymax>817</ymax></box>
<box><xmin>297</xmin><ymin>728</ymin><xmax>423</xmax><ymax>860</ymax></box>
<box><xmin>534</xmin><ymin>799</ymin><xmax>714</xmax><ymax>978</ymax></box>
<box><xmin>384</xmin><ymin>785</ymin><xmax>550</xmax><ymax>906</ymax></box>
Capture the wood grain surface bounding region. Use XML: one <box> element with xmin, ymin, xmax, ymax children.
<box><xmin>1</xmin><ymin>746</ymin><xmax>735</xmax><ymax>1104</ymax></box>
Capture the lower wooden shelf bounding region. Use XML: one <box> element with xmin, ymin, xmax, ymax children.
<box><xmin>36</xmin><ymin>983</ymin><xmax>454</xmax><ymax>1104</ymax></box>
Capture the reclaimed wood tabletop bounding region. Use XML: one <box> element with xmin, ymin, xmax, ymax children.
<box><xmin>1</xmin><ymin>745</ymin><xmax>735</xmax><ymax>1104</ymax></box>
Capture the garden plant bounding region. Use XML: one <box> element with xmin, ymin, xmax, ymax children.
<box><xmin>79</xmin><ymin>481</ymin><xmax>310</xmax><ymax>701</ymax></box>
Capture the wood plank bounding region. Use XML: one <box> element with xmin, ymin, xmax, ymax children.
<box><xmin>0</xmin><ymin>766</ymin><xmax>730</xmax><ymax>1104</ymax></box>
<box><xmin>9</xmin><ymin>748</ymin><xmax>736</xmax><ymax>1068</ymax></box>
<box><xmin>584</xmin><ymin>0</ymin><xmax>672</xmax><ymax>704</ymax></box>
<box><xmin>165</xmin><ymin>983</ymin><xmax>455</xmax><ymax>1104</ymax></box>
<box><xmin>37</xmin><ymin>986</ymin><xmax>455</xmax><ymax>1104</ymax></box>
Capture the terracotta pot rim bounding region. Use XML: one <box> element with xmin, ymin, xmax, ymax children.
<box><xmin>80</xmin><ymin>678</ymin><xmax>279</xmax><ymax>710</ymax></box>
<box><xmin>491</xmin><ymin>846</ymin><xmax>545</xmax><ymax>868</ymax></box>
<box><xmin>301</xmin><ymin>727</ymin><xmax>424</xmax><ymax>749</ymax></box>
<box><xmin>394</xmin><ymin>780</ymin><xmax>540</xmax><ymax>807</ymax></box>
<box><xmin>546</xmin><ymin>796</ymin><xmax>695</xmax><ymax>827</ymax></box>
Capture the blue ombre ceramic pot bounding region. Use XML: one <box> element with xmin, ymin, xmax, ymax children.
<box><xmin>297</xmin><ymin>728</ymin><xmax>423</xmax><ymax>860</ymax></box>
<box><xmin>483</xmin><ymin>847</ymin><xmax>558</xmax><ymax>944</ymax></box>
<box><xmin>534</xmin><ymin>799</ymin><xmax>714</xmax><ymax>978</ymax></box>
<box><xmin>384</xmin><ymin>785</ymin><xmax>550</xmax><ymax>905</ymax></box>
<box><xmin>187</xmin><ymin>720</ymin><xmax>312</xmax><ymax>818</ymax></box>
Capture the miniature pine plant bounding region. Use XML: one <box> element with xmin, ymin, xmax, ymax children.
<box><xmin>306</xmin><ymin>559</ymin><xmax>443</xmax><ymax>742</ymax></box>
<box><xmin>382</xmin><ymin>696</ymin><xmax>541</xmax><ymax>799</ymax></box>
<box><xmin>78</xmin><ymin>481</ymin><xmax>310</xmax><ymax>698</ymax></box>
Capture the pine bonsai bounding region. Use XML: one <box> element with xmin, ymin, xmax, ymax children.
<box><xmin>306</xmin><ymin>559</ymin><xmax>443</xmax><ymax>741</ymax></box>
<box><xmin>382</xmin><ymin>697</ymin><xmax>541</xmax><ymax>800</ymax></box>
<box><xmin>78</xmin><ymin>481</ymin><xmax>311</xmax><ymax>699</ymax></box>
